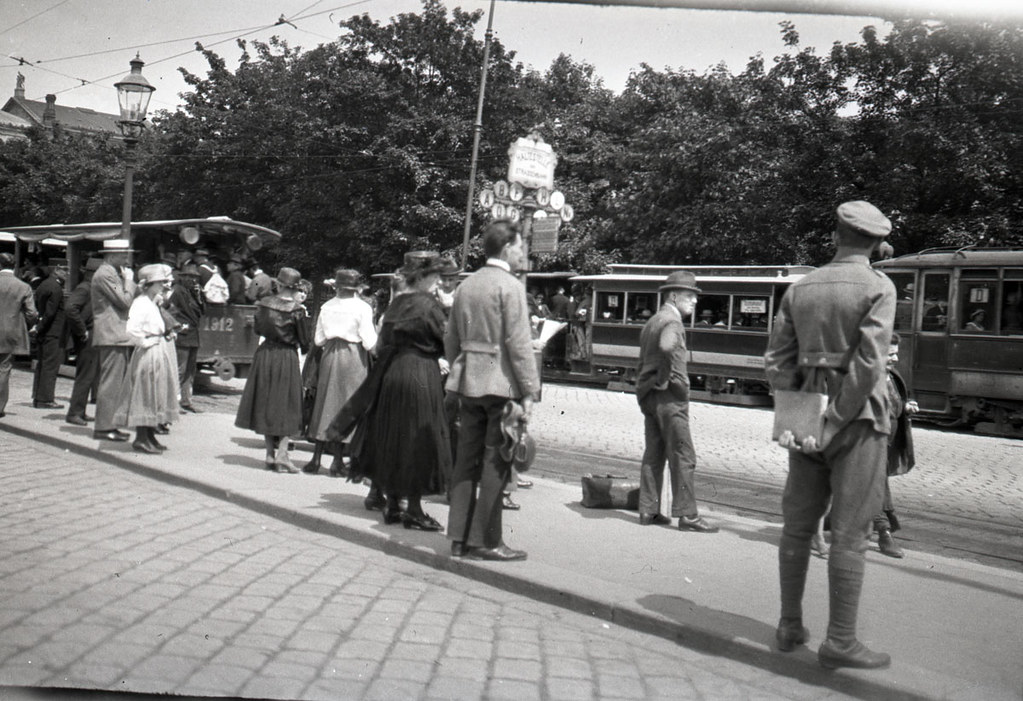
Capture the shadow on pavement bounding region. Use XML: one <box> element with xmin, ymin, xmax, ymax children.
<box><xmin>563</xmin><ymin>500</ymin><xmax>639</xmax><ymax>524</ymax></box>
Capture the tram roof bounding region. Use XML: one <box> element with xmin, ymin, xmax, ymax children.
<box><xmin>607</xmin><ymin>264</ymin><xmax>815</xmax><ymax>276</ymax></box>
<box><xmin>571</xmin><ymin>271</ymin><xmax>814</xmax><ymax>285</ymax></box>
<box><xmin>875</xmin><ymin>247</ymin><xmax>1023</xmax><ymax>269</ymax></box>
<box><xmin>0</xmin><ymin>217</ymin><xmax>282</xmax><ymax>244</ymax></box>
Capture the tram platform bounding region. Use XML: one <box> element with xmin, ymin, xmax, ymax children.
<box><xmin>1</xmin><ymin>375</ymin><xmax>1020</xmax><ymax>700</ymax></box>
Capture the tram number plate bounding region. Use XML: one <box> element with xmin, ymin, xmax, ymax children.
<box><xmin>203</xmin><ymin>316</ymin><xmax>235</xmax><ymax>333</ymax></box>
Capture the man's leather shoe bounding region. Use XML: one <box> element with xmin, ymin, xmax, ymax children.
<box><xmin>776</xmin><ymin>618</ymin><xmax>809</xmax><ymax>652</ymax></box>
<box><xmin>93</xmin><ymin>429</ymin><xmax>129</xmax><ymax>442</ymax></box>
<box><xmin>502</xmin><ymin>493</ymin><xmax>521</xmax><ymax>510</ymax></box>
<box><xmin>451</xmin><ymin>541</ymin><xmax>471</xmax><ymax>558</ymax></box>
<box><xmin>516</xmin><ymin>479</ymin><xmax>533</xmax><ymax>489</ymax></box>
<box><xmin>470</xmin><ymin>544</ymin><xmax>527</xmax><ymax>562</ymax></box>
<box><xmin>33</xmin><ymin>401</ymin><xmax>62</xmax><ymax>409</ymax></box>
<box><xmin>180</xmin><ymin>404</ymin><xmax>201</xmax><ymax>414</ymax></box>
<box><xmin>678</xmin><ymin>516</ymin><xmax>719</xmax><ymax>533</ymax></box>
<box><xmin>818</xmin><ymin>639</ymin><xmax>891</xmax><ymax>670</ymax></box>
<box><xmin>639</xmin><ymin>514</ymin><xmax>671</xmax><ymax>526</ymax></box>
<box><xmin>65</xmin><ymin>414</ymin><xmax>88</xmax><ymax>426</ymax></box>
<box><xmin>877</xmin><ymin>530</ymin><xmax>904</xmax><ymax>558</ymax></box>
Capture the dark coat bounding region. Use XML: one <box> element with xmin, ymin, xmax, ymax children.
<box><xmin>34</xmin><ymin>275</ymin><xmax>66</xmax><ymax>340</ymax></box>
<box><xmin>64</xmin><ymin>279</ymin><xmax>93</xmax><ymax>347</ymax></box>
<box><xmin>887</xmin><ymin>369</ymin><xmax>916</xmax><ymax>476</ymax></box>
<box><xmin>167</xmin><ymin>280</ymin><xmax>205</xmax><ymax>348</ymax></box>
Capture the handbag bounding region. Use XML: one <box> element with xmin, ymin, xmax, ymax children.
<box><xmin>772</xmin><ymin>389</ymin><xmax>828</xmax><ymax>446</ymax></box>
<box><xmin>581</xmin><ymin>474</ymin><xmax>640</xmax><ymax>510</ymax></box>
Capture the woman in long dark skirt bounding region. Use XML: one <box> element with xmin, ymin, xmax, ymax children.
<box><xmin>354</xmin><ymin>251</ymin><xmax>452</xmax><ymax>530</ymax></box>
<box><xmin>235</xmin><ymin>267</ymin><xmax>311</xmax><ymax>472</ymax></box>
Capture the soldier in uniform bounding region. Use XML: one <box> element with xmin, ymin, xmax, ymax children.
<box><xmin>764</xmin><ymin>200</ymin><xmax>896</xmax><ymax>670</ymax></box>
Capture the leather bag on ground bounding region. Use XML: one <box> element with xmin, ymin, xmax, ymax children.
<box><xmin>580</xmin><ymin>474</ymin><xmax>640</xmax><ymax>510</ymax></box>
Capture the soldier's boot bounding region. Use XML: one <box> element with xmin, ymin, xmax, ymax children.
<box><xmin>818</xmin><ymin>551</ymin><xmax>890</xmax><ymax>670</ymax></box>
<box><xmin>877</xmin><ymin>529</ymin><xmax>904</xmax><ymax>558</ymax></box>
<box><xmin>777</xmin><ymin>533</ymin><xmax>811</xmax><ymax>652</ymax></box>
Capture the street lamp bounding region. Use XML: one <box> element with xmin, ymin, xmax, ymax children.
<box><xmin>114</xmin><ymin>54</ymin><xmax>155</xmax><ymax>243</ymax></box>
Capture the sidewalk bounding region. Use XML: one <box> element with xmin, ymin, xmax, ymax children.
<box><xmin>1</xmin><ymin>371</ymin><xmax>1020</xmax><ymax>701</ymax></box>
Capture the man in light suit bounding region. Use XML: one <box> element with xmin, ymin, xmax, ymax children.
<box><xmin>0</xmin><ymin>253</ymin><xmax>39</xmax><ymax>418</ymax></box>
<box><xmin>445</xmin><ymin>219</ymin><xmax>540</xmax><ymax>561</ymax></box>
<box><xmin>90</xmin><ymin>240</ymin><xmax>138</xmax><ymax>441</ymax></box>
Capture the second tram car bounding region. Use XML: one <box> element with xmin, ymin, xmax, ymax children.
<box><xmin>559</xmin><ymin>264</ymin><xmax>815</xmax><ymax>404</ymax></box>
<box><xmin>874</xmin><ymin>247</ymin><xmax>1023</xmax><ymax>436</ymax></box>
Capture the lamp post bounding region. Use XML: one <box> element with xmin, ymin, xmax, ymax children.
<box><xmin>114</xmin><ymin>54</ymin><xmax>155</xmax><ymax>247</ymax></box>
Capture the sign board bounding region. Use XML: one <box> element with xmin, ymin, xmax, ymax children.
<box><xmin>507</xmin><ymin>136</ymin><xmax>557</xmax><ymax>190</ymax></box>
<box><xmin>740</xmin><ymin>298</ymin><xmax>767</xmax><ymax>314</ymax></box>
<box><xmin>531</xmin><ymin>216</ymin><xmax>561</xmax><ymax>253</ymax></box>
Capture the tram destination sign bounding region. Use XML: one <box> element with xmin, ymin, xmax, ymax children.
<box><xmin>507</xmin><ymin>136</ymin><xmax>557</xmax><ymax>190</ymax></box>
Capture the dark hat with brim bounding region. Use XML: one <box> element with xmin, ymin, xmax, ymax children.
<box><xmin>276</xmin><ymin>266</ymin><xmax>302</xmax><ymax>290</ymax></box>
<box><xmin>437</xmin><ymin>256</ymin><xmax>461</xmax><ymax>277</ymax></box>
<box><xmin>400</xmin><ymin>250</ymin><xmax>445</xmax><ymax>278</ymax></box>
<box><xmin>660</xmin><ymin>270</ymin><xmax>701</xmax><ymax>294</ymax></box>
<box><xmin>334</xmin><ymin>269</ymin><xmax>365</xmax><ymax>290</ymax></box>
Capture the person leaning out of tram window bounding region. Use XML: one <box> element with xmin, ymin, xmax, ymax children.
<box><xmin>115</xmin><ymin>265</ymin><xmax>180</xmax><ymax>455</ymax></box>
<box><xmin>234</xmin><ymin>267</ymin><xmax>311</xmax><ymax>472</ymax></box>
<box><xmin>873</xmin><ymin>332</ymin><xmax>918</xmax><ymax>558</ymax></box>
<box><xmin>302</xmin><ymin>269</ymin><xmax>377</xmax><ymax>477</ymax></box>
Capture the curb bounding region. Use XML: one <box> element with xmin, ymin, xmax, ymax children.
<box><xmin>1</xmin><ymin>421</ymin><xmax>938</xmax><ymax>701</ymax></box>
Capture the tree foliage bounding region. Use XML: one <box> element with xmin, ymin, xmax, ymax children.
<box><xmin>1</xmin><ymin>8</ymin><xmax>1020</xmax><ymax>276</ymax></box>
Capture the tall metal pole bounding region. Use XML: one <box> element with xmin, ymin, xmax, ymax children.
<box><xmin>120</xmin><ymin>139</ymin><xmax>137</xmax><ymax>246</ymax></box>
<box><xmin>460</xmin><ymin>0</ymin><xmax>496</xmax><ymax>270</ymax></box>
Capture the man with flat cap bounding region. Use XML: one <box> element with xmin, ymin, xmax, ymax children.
<box><xmin>765</xmin><ymin>200</ymin><xmax>896</xmax><ymax>670</ymax></box>
<box><xmin>635</xmin><ymin>270</ymin><xmax>718</xmax><ymax>533</ymax></box>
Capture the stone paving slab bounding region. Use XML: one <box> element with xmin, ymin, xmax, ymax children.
<box><xmin>1</xmin><ymin>371</ymin><xmax>1021</xmax><ymax>700</ymax></box>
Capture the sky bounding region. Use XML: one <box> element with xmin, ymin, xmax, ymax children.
<box><xmin>0</xmin><ymin>0</ymin><xmax>1016</xmax><ymax>118</ymax></box>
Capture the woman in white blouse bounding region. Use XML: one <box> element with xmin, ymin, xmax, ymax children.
<box><xmin>116</xmin><ymin>264</ymin><xmax>179</xmax><ymax>454</ymax></box>
<box><xmin>302</xmin><ymin>268</ymin><xmax>377</xmax><ymax>476</ymax></box>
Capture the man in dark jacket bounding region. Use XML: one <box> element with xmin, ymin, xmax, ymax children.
<box><xmin>31</xmin><ymin>266</ymin><xmax>67</xmax><ymax>409</ymax></box>
<box><xmin>225</xmin><ymin>255</ymin><xmax>249</xmax><ymax>304</ymax></box>
<box><xmin>167</xmin><ymin>263</ymin><xmax>205</xmax><ymax>413</ymax></box>
<box><xmin>635</xmin><ymin>270</ymin><xmax>718</xmax><ymax>533</ymax></box>
<box><xmin>65</xmin><ymin>258</ymin><xmax>101</xmax><ymax>425</ymax></box>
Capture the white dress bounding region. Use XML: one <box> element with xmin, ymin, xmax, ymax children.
<box><xmin>114</xmin><ymin>295</ymin><xmax>179</xmax><ymax>428</ymax></box>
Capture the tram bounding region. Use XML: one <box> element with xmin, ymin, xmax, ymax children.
<box><xmin>874</xmin><ymin>247</ymin><xmax>1023</xmax><ymax>436</ymax></box>
<box><xmin>557</xmin><ymin>264</ymin><xmax>815</xmax><ymax>404</ymax></box>
<box><xmin>0</xmin><ymin>216</ymin><xmax>282</xmax><ymax>380</ymax></box>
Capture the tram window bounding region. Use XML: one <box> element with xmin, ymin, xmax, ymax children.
<box><xmin>1000</xmin><ymin>276</ymin><xmax>1023</xmax><ymax>335</ymax></box>
<box><xmin>960</xmin><ymin>280</ymin><xmax>995</xmax><ymax>334</ymax></box>
<box><xmin>886</xmin><ymin>272</ymin><xmax>915</xmax><ymax>331</ymax></box>
<box><xmin>626</xmin><ymin>292</ymin><xmax>657</xmax><ymax>324</ymax></box>
<box><xmin>596</xmin><ymin>292</ymin><xmax>625</xmax><ymax>323</ymax></box>
<box><xmin>731</xmin><ymin>296</ymin><xmax>769</xmax><ymax>331</ymax></box>
<box><xmin>695</xmin><ymin>295</ymin><xmax>729</xmax><ymax>327</ymax></box>
<box><xmin>920</xmin><ymin>273</ymin><xmax>950</xmax><ymax>332</ymax></box>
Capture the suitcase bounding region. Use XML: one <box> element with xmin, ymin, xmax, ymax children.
<box><xmin>580</xmin><ymin>474</ymin><xmax>640</xmax><ymax>510</ymax></box>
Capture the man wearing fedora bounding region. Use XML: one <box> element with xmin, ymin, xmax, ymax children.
<box><xmin>445</xmin><ymin>220</ymin><xmax>540</xmax><ymax>561</ymax></box>
<box><xmin>65</xmin><ymin>257</ymin><xmax>102</xmax><ymax>425</ymax></box>
<box><xmin>167</xmin><ymin>263</ymin><xmax>206</xmax><ymax>413</ymax></box>
<box><xmin>635</xmin><ymin>270</ymin><xmax>719</xmax><ymax>534</ymax></box>
<box><xmin>0</xmin><ymin>253</ymin><xmax>39</xmax><ymax>418</ymax></box>
<box><xmin>765</xmin><ymin>200</ymin><xmax>896</xmax><ymax>670</ymax></box>
<box><xmin>226</xmin><ymin>254</ymin><xmax>249</xmax><ymax>305</ymax></box>
<box><xmin>90</xmin><ymin>239</ymin><xmax>138</xmax><ymax>441</ymax></box>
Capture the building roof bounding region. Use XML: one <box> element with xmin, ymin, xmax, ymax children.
<box><xmin>2</xmin><ymin>96</ymin><xmax>120</xmax><ymax>135</ymax></box>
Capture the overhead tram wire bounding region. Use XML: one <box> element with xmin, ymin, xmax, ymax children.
<box><xmin>0</xmin><ymin>0</ymin><xmax>71</xmax><ymax>38</ymax></box>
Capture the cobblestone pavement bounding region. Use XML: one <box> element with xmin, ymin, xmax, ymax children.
<box><xmin>528</xmin><ymin>384</ymin><xmax>1023</xmax><ymax>528</ymax></box>
<box><xmin>0</xmin><ymin>432</ymin><xmax>856</xmax><ymax>701</ymax></box>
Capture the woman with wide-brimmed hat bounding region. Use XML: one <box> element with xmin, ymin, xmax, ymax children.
<box><xmin>235</xmin><ymin>267</ymin><xmax>311</xmax><ymax>471</ymax></box>
<box><xmin>338</xmin><ymin>251</ymin><xmax>452</xmax><ymax>530</ymax></box>
<box><xmin>114</xmin><ymin>264</ymin><xmax>179</xmax><ymax>454</ymax></box>
<box><xmin>302</xmin><ymin>268</ymin><xmax>377</xmax><ymax>476</ymax></box>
